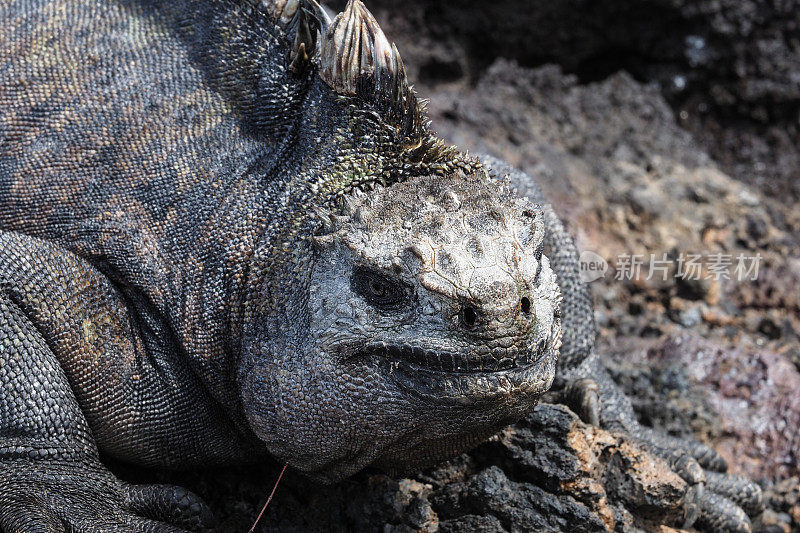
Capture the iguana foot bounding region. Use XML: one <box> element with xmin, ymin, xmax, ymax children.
<box><xmin>560</xmin><ymin>367</ymin><xmax>763</xmax><ymax>533</ymax></box>
<box><xmin>0</xmin><ymin>460</ymin><xmax>215</xmax><ymax>533</ymax></box>
<box><xmin>633</xmin><ymin>427</ymin><xmax>763</xmax><ymax>532</ymax></box>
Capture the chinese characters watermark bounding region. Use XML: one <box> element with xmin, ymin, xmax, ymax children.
<box><xmin>579</xmin><ymin>251</ymin><xmax>762</xmax><ymax>283</ymax></box>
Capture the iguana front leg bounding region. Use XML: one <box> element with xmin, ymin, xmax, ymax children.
<box><xmin>483</xmin><ymin>155</ymin><xmax>763</xmax><ymax>533</ymax></box>
<box><xmin>0</xmin><ymin>231</ymin><xmax>213</xmax><ymax>532</ymax></box>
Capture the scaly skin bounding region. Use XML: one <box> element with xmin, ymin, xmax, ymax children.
<box><xmin>0</xmin><ymin>0</ymin><xmax>760</xmax><ymax>531</ymax></box>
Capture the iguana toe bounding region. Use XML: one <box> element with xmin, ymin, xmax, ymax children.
<box><xmin>645</xmin><ymin>429</ymin><xmax>728</xmax><ymax>472</ymax></box>
<box><xmin>660</xmin><ymin>445</ymin><xmax>707</xmax><ymax>486</ymax></box>
<box><xmin>705</xmin><ymin>471</ymin><xmax>764</xmax><ymax>516</ymax></box>
<box><xmin>690</xmin><ymin>441</ymin><xmax>729</xmax><ymax>472</ymax></box>
<box><xmin>696</xmin><ymin>491</ymin><xmax>753</xmax><ymax>533</ymax></box>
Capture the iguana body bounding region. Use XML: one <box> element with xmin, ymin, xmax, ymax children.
<box><xmin>0</xmin><ymin>0</ymin><xmax>759</xmax><ymax>531</ymax></box>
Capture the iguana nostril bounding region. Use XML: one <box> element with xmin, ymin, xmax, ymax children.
<box><xmin>461</xmin><ymin>306</ymin><xmax>478</xmax><ymax>328</ymax></box>
<box><xmin>520</xmin><ymin>296</ymin><xmax>531</xmax><ymax>315</ymax></box>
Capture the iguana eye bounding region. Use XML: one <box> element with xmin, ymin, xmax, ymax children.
<box><xmin>352</xmin><ymin>267</ymin><xmax>409</xmax><ymax>309</ymax></box>
<box><xmin>369</xmin><ymin>278</ymin><xmax>389</xmax><ymax>297</ymax></box>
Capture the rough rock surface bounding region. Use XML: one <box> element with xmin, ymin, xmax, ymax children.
<box><xmin>127</xmin><ymin>405</ymin><xmax>689</xmax><ymax>532</ymax></box>
<box><xmin>117</xmin><ymin>2</ymin><xmax>800</xmax><ymax>531</ymax></box>
<box><xmin>329</xmin><ymin>0</ymin><xmax>800</xmax><ymax>203</ymax></box>
<box><xmin>603</xmin><ymin>334</ymin><xmax>800</xmax><ymax>481</ymax></box>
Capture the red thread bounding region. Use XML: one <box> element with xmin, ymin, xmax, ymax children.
<box><xmin>248</xmin><ymin>462</ymin><xmax>289</xmax><ymax>533</ymax></box>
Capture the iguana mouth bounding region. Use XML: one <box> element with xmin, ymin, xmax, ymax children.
<box><xmin>353</xmin><ymin>338</ymin><xmax>551</xmax><ymax>374</ymax></box>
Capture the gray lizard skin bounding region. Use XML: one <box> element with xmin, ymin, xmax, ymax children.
<box><xmin>0</xmin><ymin>0</ymin><xmax>761</xmax><ymax>531</ymax></box>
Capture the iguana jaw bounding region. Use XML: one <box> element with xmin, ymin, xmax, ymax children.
<box><xmin>355</xmin><ymin>339</ymin><xmax>550</xmax><ymax>373</ymax></box>
<box><xmin>382</xmin><ymin>342</ymin><xmax>558</xmax><ymax>405</ymax></box>
<box><xmin>337</xmin><ymin>325</ymin><xmax>559</xmax><ymax>402</ymax></box>
<box><xmin>391</xmin><ymin>356</ymin><xmax>557</xmax><ymax>405</ymax></box>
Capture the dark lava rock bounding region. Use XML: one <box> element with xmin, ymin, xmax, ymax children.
<box><xmin>431</xmin><ymin>465</ymin><xmax>611</xmax><ymax>533</ymax></box>
<box><xmin>269</xmin><ymin>403</ymin><xmax>689</xmax><ymax>532</ymax></box>
<box><xmin>132</xmin><ymin>405</ymin><xmax>689</xmax><ymax>531</ymax></box>
<box><xmin>438</xmin><ymin>513</ymin><xmax>506</xmax><ymax>533</ymax></box>
<box><xmin>603</xmin><ymin>334</ymin><xmax>800</xmax><ymax>481</ymax></box>
<box><xmin>328</xmin><ymin>0</ymin><xmax>800</xmax><ymax>203</ymax></box>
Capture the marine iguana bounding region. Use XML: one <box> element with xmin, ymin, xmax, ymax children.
<box><xmin>0</xmin><ymin>0</ymin><xmax>761</xmax><ymax>531</ymax></box>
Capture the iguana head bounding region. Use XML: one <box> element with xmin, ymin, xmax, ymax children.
<box><xmin>236</xmin><ymin>0</ymin><xmax>561</xmax><ymax>482</ymax></box>
<box><xmin>239</xmin><ymin>172</ymin><xmax>561</xmax><ymax>481</ymax></box>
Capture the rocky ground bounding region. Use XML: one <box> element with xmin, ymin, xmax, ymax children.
<box><xmin>119</xmin><ymin>2</ymin><xmax>800</xmax><ymax>531</ymax></box>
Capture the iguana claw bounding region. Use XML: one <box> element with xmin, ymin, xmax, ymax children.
<box><xmin>564</xmin><ymin>378</ymin><xmax>601</xmax><ymax>427</ymax></box>
<box><xmin>558</xmin><ymin>363</ymin><xmax>764</xmax><ymax>533</ymax></box>
<box><xmin>682</xmin><ymin>482</ymin><xmax>704</xmax><ymax>529</ymax></box>
<box><xmin>0</xmin><ymin>461</ymin><xmax>215</xmax><ymax>533</ymax></box>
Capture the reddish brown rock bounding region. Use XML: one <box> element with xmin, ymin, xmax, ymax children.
<box><xmin>608</xmin><ymin>333</ymin><xmax>800</xmax><ymax>481</ymax></box>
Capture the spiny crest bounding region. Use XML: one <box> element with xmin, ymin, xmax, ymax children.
<box><xmin>262</xmin><ymin>0</ymin><xmax>331</xmax><ymax>72</ymax></box>
<box><xmin>318</xmin><ymin>0</ymin><xmax>423</xmax><ymax>138</ymax></box>
<box><xmin>266</xmin><ymin>0</ymin><xmax>424</xmax><ymax>139</ymax></box>
<box><xmin>319</xmin><ymin>0</ymin><xmax>392</xmax><ymax>94</ymax></box>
